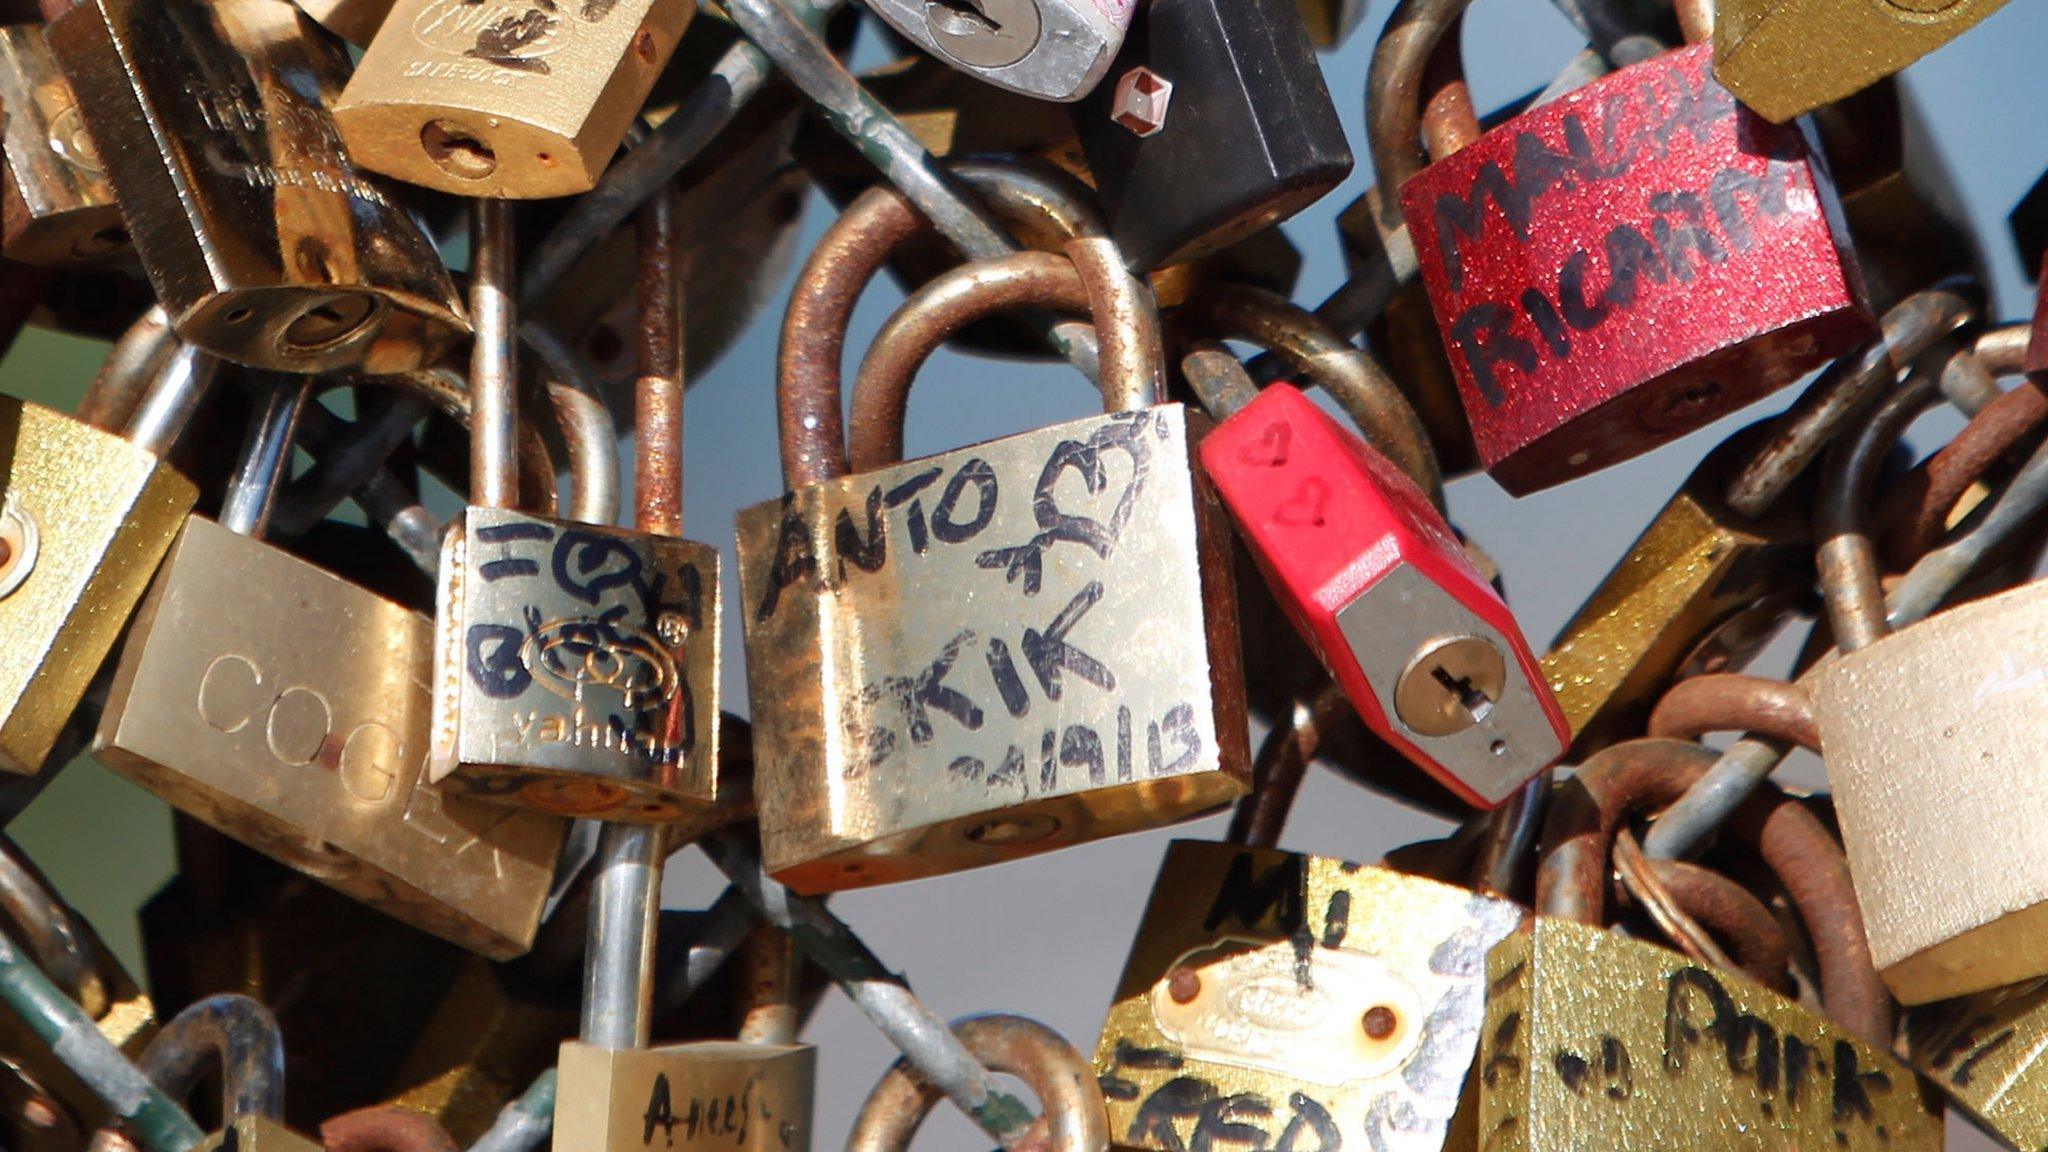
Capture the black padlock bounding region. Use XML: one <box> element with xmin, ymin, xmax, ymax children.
<box><xmin>1069</xmin><ymin>0</ymin><xmax>1350</xmax><ymax>271</ymax></box>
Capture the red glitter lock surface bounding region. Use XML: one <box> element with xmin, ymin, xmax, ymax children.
<box><xmin>1399</xmin><ymin>43</ymin><xmax>1876</xmax><ymax>495</ymax></box>
<box><xmin>1198</xmin><ymin>384</ymin><xmax>1563</xmax><ymax>807</ymax></box>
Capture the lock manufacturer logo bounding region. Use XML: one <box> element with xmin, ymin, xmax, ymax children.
<box><xmin>412</xmin><ymin>0</ymin><xmax>568</xmax><ymax>68</ymax></box>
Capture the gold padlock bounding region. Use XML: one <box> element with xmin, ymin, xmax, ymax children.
<box><xmin>1714</xmin><ymin>0</ymin><xmax>2012</xmax><ymax>123</ymax></box>
<box><xmin>1095</xmin><ymin>840</ymin><xmax>1522</xmax><ymax>1152</ymax></box>
<box><xmin>0</xmin><ymin>336</ymin><xmax>209</xmax><ymax>775</ymax></box>
<box><xmin>0</xmin><ymin>25</ymin><xmax>126</xmax><ymax>268</ymax></box>
<box><xmin>289</xmin><ymin>0</ymin><xmax>395</xmax><ymax>43</ymax></box>
<box><xmin>334</xmin><ymin>0</ymin><xmax>690</xmax><ymax>198</ymax></box>
<box><xmin>97</xmin><ymin>372</ymin><xmax>567</xmax><ymax>960</ymax></box>
<box><xmin>1909</xmin><ymin>976</ymin><xmax>2048</xmax><ymax>1149</ymax></box>
<box><xmin>429</xmin><ymin>201</ymin><xmax>722</xmax><ymax>822</ymax></box>
<box><xmin>46</xmin><ymin>0</ymin><xmax>468</xmax><ymax>373</ymax></box>
<box><xmin>1467</xmin><ymin>740</ymin><xmax>1943</xmax><ymax>1150</ymax></box>
<box><xmin>737</xmin><ymin>233</ymin><xmax>1248</xmax><ymax>893</ymax></box>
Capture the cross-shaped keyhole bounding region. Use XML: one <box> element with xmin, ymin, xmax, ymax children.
<box><xmin>1430</xmin><ymin>663</ymin><xmax>1495</xmax><ymax>726</ymax></box>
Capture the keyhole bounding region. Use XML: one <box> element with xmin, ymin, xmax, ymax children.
<box><xmin>926</xmin><ymin>0</ymin><xmax>1001</xmax><ymax>37</ymax></box>
<box><xmin>1430</xmin><ymin>663</ymin><xmax>1495</xmax><ymax>726</ymax></box>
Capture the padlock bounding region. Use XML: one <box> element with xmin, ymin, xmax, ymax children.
<box><xmin>736</xmin><ymin>235</ymin><xmax>1248</xmax><ymax>893</ymax></box>
<box><xmin>0</xmin><ymin>336</ymin><xmax>211</xmax><ymax>775</ymax></box>
<box><xmin>96</xmin><ymin>370</ymin><xmax>567</xmax><ymax>960</ymax></box>
<box><xmin>0</xmin><ymin>835</ymin><xmax>155</xmax><ymax>1152</ymax></box>
<box><xmin>1712</xmin><ymin>0</ymin><xmax>2011</xmax><ymax>123</ymax></box>
<box><xmin>46</xmin><ymin>0</ymin><xmax>468</xmax><ymax>374</ymax></box>
<box><xmin>1379</xmin><ymin>0</ymin><xmax>1877</xmax><ymax>493</ymax></box>
<box><xmin>139</xmin><ymin>826</ymin><xmax>471</xmax><ymax>1135</ymax></box>
<box><xmin>1908</xmin><ymin>975</ymin><xmax>2048</xmax><ymax>1149</ymax></box>
<box><xmin>1465</xmin><ymin>739</ymin><xmax>1942</xmax><ymax>1150</ymax></box>
<box><xmin>289</xmin><ymin>0</ymin><xmax>393</xmax><ymax>43</ymax></box>
<box><xmin>856</xmin><ymin>0</ymin><xmax>1129</xmax><ymax>102</ymax></box>
<box><xmin>1069</xmin><ymin>0</ymin><xmax>1349</xmax><ymax>272</ymax></box>
<box><xmin>0</xmin><ymin>25</ymin><xmax>127</xmax><ymax>268</ymax></box>
<box><xmin>1094</xmin><ymin>840</ymin><xmax>1523</xmax><ymax>1152</ymax></box>
<box><xmin>116</xmin><ymin>993</ymin><xmax>322</xmax><ymax>1152</ymax></box>
<box><xmin>333</xmin><ymin>0</ymin><xmax>690</xmax><ymax>198</ymax></box>
<box><xmin>1180</xmin><ymin>326</ymin><xmax>1563</xmax><ymax>808</ymax></box>
<box><xmin>428</xmin><ymin>201</ymin><xmax>722</xmax><ymax>822</ymax></box>
<box><xmin>852</xmin><ymin>1016</ymin><xmax>1104</xmax><ymax>1152</ymax></box>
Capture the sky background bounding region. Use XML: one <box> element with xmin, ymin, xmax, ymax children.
<box><xmin>7</xmin><ymin>0</ymin><xmax>2047</xmax><ymax>1147</ymax></box>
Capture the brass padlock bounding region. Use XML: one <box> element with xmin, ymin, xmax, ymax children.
<box><xmin>334</xmin><ymin>0</ymin><xmax>690</xmax><ymax>198</ymax></box>
<box><xmin>289</xmin><ymin>0</ymin><xmax>394</xmax><ymax>43</ymax></box>
<box><xmin>1713</xmin><ymin>0</ymin><xmax>2012</xmax><ymax>123</ymax></box>
<box><xmin>96</xmin><ymin>372</ymin><xmax>567</xmax><ymax>960</ymax></box>
<box><xmin>46</xmin><ymin>0</ymin><xmax>468</xmax><ymax>374</ymax></box>
<box><xmin>1466</xmin><ymin>739</ymin><xmax>1942</xmax><ymax>1150</ymax></box>
<box><xmin>0</xmin><ymin>25</ymin><xmax>127</xmax><ymax>268</ymax></box>
<box><xmin>737</xmin><ymin>236</ymin><xmax>1248</xmax><ymax>893</ymax></box>
<box><xmin>0</xmin><ymin>835</ymin><xmax>155</xmax><ymax>1152</ymax></box>
<box><xmin>0</xmin><ymin>336</ymin><xmax>211</xmax><ymax>775</ymax></box>
<box><xmin>1909</xmin><ymin>976</ymin><xmax>2048</xmax><ymax>1149</ymax></box>
<box><xmin>1095</xmin><ymin>840</ymin><xmax>1522</xmax><ymax>1152</ymax></box>
<box><xmin>429</xmin><ymin>201</ymin><xmax>722</xmax><ymax>822</ymax></box>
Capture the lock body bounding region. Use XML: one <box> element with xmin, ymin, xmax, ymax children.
<box><xmin>1199</xmin><ymin>385</ymin><xmax>1562</xmax><ymax>807</ymax></box>
<box><xmin>46</xmin><ymin>0</ymin><xmax>467</xmax><ymax>373</ymax></box>
<box><xmin>429</xmin><ymin>507</ymin><xmax>722</xmax><ymax>822</ymax></box>
<box><xmin>97</xmin><ymin>515</ymin><xmax>566</xmax><ymax>959</ymax></box>
<box><xmin>334</xmin><ymin>0</ymin><xmax>690</xmax><ymax>198</ymax></box>
<box><xmin>1072</xmin><ymin>0</ymin><xmax>1349</xmax><ymax>271</ymax></box>
<box><xmin>0</xmin><ymin>27</ymin><xmax>126</xmax><ymax>267</ymax></box>
<box><xmin>1811</xmin><ymin>577</ymin><xmax>2048</xmax><ymax>1004</ymax></box>
<box><xmin>0</xmin><ymin>399</ymin><xmax>196</xmax><ymax>775</ymax></box>
<box><xmin>1399</xmin><ymin>44</ymin><xmax>1874</xmax><ymax>494</ymax></box>
<box><xmin>554</xmin><ymin>1041</ymin><xmax>815</xmax><ymax>1152</ymax></box>
<box><xmin>1909</xmin><ymin>980</ymin><xmax>2048</xmax><ymax>1148</ymax></box>
<box><xmin>1540</xmin><ymin>434</ymin><xmax>1809</xmax><ymax>758</ymax></box>
<box><xmin>1476</xmin><ymin>918</ymin><xmax>1942</xmax><ymax>1149</ymax></box>
<box><xmin>736</xmin><ymin>406</ymin><xmax>1249</xmax><ymax>893</ymax></box>
<box><xmin>857</xmin><ymin>0</ymin><xmax>1126</xmax><ymax>102</ymax></box>
<box><xmin>1713</xmin><ymin>0</ymin><xmax>2011</xmax><ymax>123</ymax></box>
<box><xmin>1096</xmin><ymin>841</ymin><xmax>1521</xmax><ymax>1152</ymax></box>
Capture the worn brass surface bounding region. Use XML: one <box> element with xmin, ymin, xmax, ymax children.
<box><xmin>1540</xmin><ymin>446</ymin><xmax>1807</xmax><ymax>758</ymax></box>
<box><xmin>291</xmin><ymin>0</ymin><xmax>396</xmax><ymax>43</ymax></box>
<box><xmin>97</xmin><ymin>516</ymin><xmax>565</xmax><ymax>959</ymax></box>
<box><xmin>1476</xmin><ymin>918</ymin><xmax>1942</xmax><ymax>1150</ymax></box>
<box><xmin>1714</xmin><ymin>0</ymin><xmax>2011</xmax><ymax>123</ymax></box>
<box><xmin>1096</xmin><ymin>841</ymin><xmax>1520</xmax><ymax>1152</ymax></box>
<box><xmin>1811</xmin><ymin>577</ymin><xmax>2048</xmax><ymax>1005</ymax></box>
<box><xmin>0</xmin><ymin>398</ymin><xmax>195</xmax><ymax>775</ymax></box>
<box><xmin>554</xmin><ymin>1040</ymin><xmax>815</xmax><ymax>1152</ymax></box>
<box><xmin>390</xmin><ymin>958</ymin><xmax>578</xmax><ymax>1144</ymax></box>
<box><xmin>46</xmin><ymin>0</ymin><xmax>466</xmax><ymax>372</ymax></box>
<box><xmin>334</xmin><ymin>0</ymin><xmax>690</xmax><ymax>198</ymax></box>
<box><xmin>0</xmin><ymin>27</ymin><xmax>126</xmax><ymax>267</ymax></box>
<box><xmin>736</xmin><ymin>407</ymin><xmax>1248</xmax><ymax>892</ymax></box>
<box><xmin>1908</xmin><ymin>977</ymin><xmax>2048</xmax><ymax>1149</ymax></box>
<box><xmin>429</xmin><ymin>507</ymin><xmax>721</xmax><ymax>822</ymax></box>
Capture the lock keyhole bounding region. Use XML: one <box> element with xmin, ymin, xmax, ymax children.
<box><xmin>926</xmin><ymin>0</ymin><xmax>1001</xmax><ymax>38</ymax></box>
<box><xmin>922</xmin><ymin>0</ymin><xmax>1040</xmax><ymax>69</ymax></box>
<box><xmin>1395</xmin><ymin>635</ymin><xmax>1508</xmax><ymax>738</ymax></box>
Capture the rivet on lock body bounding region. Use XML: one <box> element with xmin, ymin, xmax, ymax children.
<box><xmin>0</xmin><ymin>329</ymin><xmax>209</xmax><ymax>775</ymax></box>
<box><xmin>0</xmin><ymin>25</ymin><xmax>128</xmax><ymax>268</ymax></box>
<box><xmin>430</xmin><ymin>201</ymin><xmax>723</xmax><ymax>823</ymax></box>
<box><xmin>334</xmin><ymin>0</ymin><xmax>691</xmax><ymax>198</ymax></box>
<box><xmin>1376</xmin><ymin>0</ymin><xmax>1877</xmax><ymax>493</ymax></box>
<box><xmin>737</xmin><ymin>210</ymin><xmax>1248</xmax><ymax>893</ymax></box>
<box><xmin>1176</xmin><ymin>303</ymin><xmax>1564</xmax><ymax>808</ymax></box>
<box><xmin>45</xmin><ymin>0</ymin><xmax>469</xmax><ymax>374</ymax></box>
<box><xmin>94</xmin><ymin>368</ymin><xmax>567</xmax><ymax>960</ymax></box>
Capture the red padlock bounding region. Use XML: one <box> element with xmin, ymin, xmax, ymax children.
<box><xmin>1181</xmin><ymin>322</ymin><xmax>1565</xmax><ymax>809</ymax></box>
<box><xmin>1372</xmin><ymin>0</ymin><xmax>1877</xmax><ymax>494</ymax></box>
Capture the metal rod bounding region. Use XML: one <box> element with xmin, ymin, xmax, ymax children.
<box><xmin>122</xmin><ymin>344</ymin><xmax>217</xmax><ymax>459</ymax></box>
<box><xmin>580</xmin><ymin>824</ymin><xmax>663</xmax><ymax>1050</ymax></box>
<box><xmin>0</xmin><ymin>924</ymin><xmax>204</xmax><ymax>1152</ymax></box>
<box><xmin>698</xmin><ymin>832</ymin><xmax>1039</xmax><ymax>1150</ymax></box>
<box><xmin>220</xmin><ymin>377</ymin><xmax>311</xmax><ymax>539</ymax></box>
<box><xmin>467</xmin><ymin>1069</ymin><xmax>556</xmax><ymax>1152</ymax></box>
<box><xmin>471</xmin><ymin>199</ymin><xmax>520</xmax><ymax>511</ymax></box>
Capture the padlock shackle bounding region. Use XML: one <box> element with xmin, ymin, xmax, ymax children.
<box><xmin>1625</xmin><ymin>852</ymin><xmax>1793</xmax><ymax>993</ymax></box>
<box><xmin>1174</xmin><ymin>285</ymin><xmax>1443</xmax><ymax>509</ymax></box>
<box><xmin>735</xmin><ymin>926</ymin><xmax>802</xmax><ymax>1046</ymax></box>
<box><xmin>1538</xmin><ymin>738</ymin><xmax>1896</xmax><ymax>1045</ymax></box>
<box><xmin>220</xmin><ymin>376</ymin><xmax>311</xmax><ymax>540</ymax></box>
<box><xmin>846</xmin><ymin>246</ymin><xmax>1160</xmax><ymax>473</ymax></box>
<box><xmin>1224</xmin><ymin>681</ymin><xmax>1349</xmax><ymax>850</ymax></box>
<box><xmin>320</xmin><ymin>1107</ymin><xmax>457</xmax><ymax>1152</ymax></box>
<box><xmin>137</xmin><ymin>994</ymin><xmax>285</xmax><ymax>1124</ymax></box>
<box><xmin>1645</xmin><ymin>673</ymin><xmax>1819</xmax><ymax>753</ymax></box>
<box><xmin>470</xmin><ymin>199</ymin><xmax>521</xmax><ymax>512</ymax></box>
<box><xmin>779</xmin><ymin>159</ymin><xmax>1112</xmax><ymax>489</ymax></box>
<box><xmin>634</xmin><ymin>184</ymin><xmax>686</xmax><ymax>539</ymax></box>
<box><xmin>77</xmin><ymin>306</ymin><xmax>175</xmax><ymax>434</ymax></box>
<box><xmin>846</xmin><ymin>1015</ymin><xmax>1107</xmax><ymax>1152</ymax></box>
<box><xmin>0</xmin><ymin>836</ymin><xmax>101</xmax><ymax>1010</ymax></box>
<box><xmin>121</xmin><ymin>342</ymin><xmax>217</xmax><ymax>460</ymax></box>
<box><xmin>1880</xmin><ymin>325</ymin><xmax>2035</xmax><ymax>566</ymax></box>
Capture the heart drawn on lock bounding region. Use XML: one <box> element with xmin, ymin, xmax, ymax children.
<box><xmin>1237</xmin><ymin>420</ymin><xmax>1291</xmax><ymax>469</ymax></box>
<box><xmin>1272</xmin><ymin>477</ymin><xmax>1330</xmax><ymax>528</ymax></box>
<box><xmin>977</xmin><ymin>412</ymin><xmax>1158</xmax><ymax>595</ymax></box>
